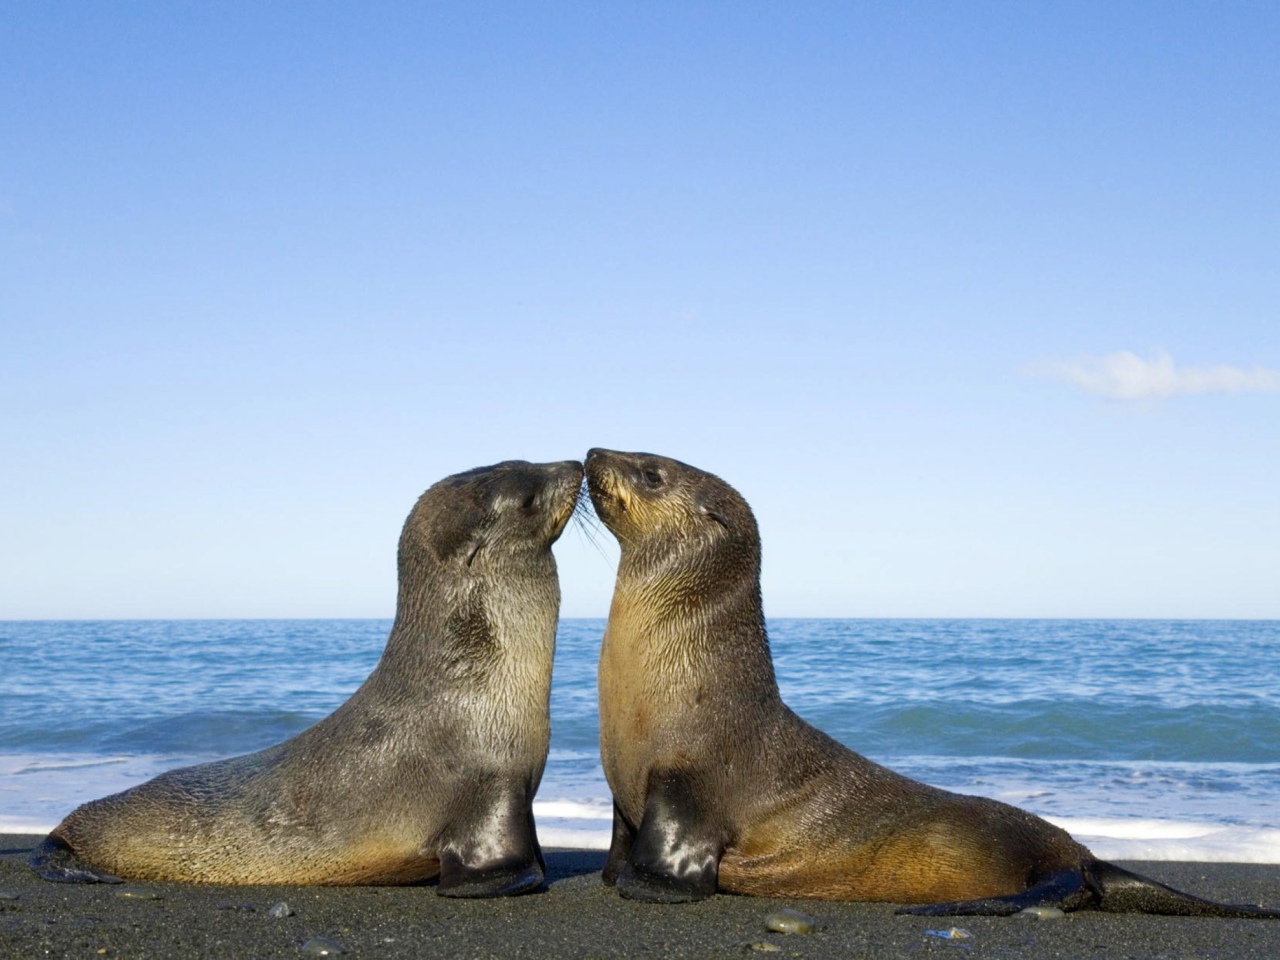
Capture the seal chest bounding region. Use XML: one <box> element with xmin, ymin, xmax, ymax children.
<box><xmin>31</xmin><ymin>459</ymin><xmax>584</xmax><ymax>894</ymax></box>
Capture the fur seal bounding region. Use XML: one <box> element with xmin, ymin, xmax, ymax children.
<box><xmin>30</xmin><ymin>459</ymin><xmax>583</xmax><ymax>893</ymax></box>
<box><xmin>585</xmin><ymin>447</ymin><xmax>1278</xmax><ymax>917</ymax></box>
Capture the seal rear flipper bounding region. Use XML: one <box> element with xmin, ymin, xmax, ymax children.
<box><xmin>435</xmin><ymin>790</ymin><xmax>544</xmax><ymax>898</ymax></box>
<box><xmin>616</xmin><ymin>769</ymin><xmax>722</xmax><ymax>904</ymax></box>
<box><xmin>28</xmin><ymin>835</ymin><xmax>123</xmax><ymax>884</ymax></box>
<box><xmin>895</xmin><ymin>869</ymin><xmax>1094</xmax><ymax>917</ymax></box>
<box><xmin>1087</xmin><ymin>860</ymin><xmax>1280</xmax><ymax>918</ymax></box>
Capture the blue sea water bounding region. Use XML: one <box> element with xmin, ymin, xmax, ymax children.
<box><xmin>3</xmin><ymin>619</ymin><xmax>1279</xmax><ymax>860</ymax></box>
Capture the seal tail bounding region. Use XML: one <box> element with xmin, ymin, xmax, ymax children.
<box><xmin>1086</xmin><ymin>860</ymin><xmax>1280</xmax><ymax>918</ymax></box>
<box><xmin>28</xmin><ymin>835</ymin><xmax>123</xmax><ymax>884</ymax></box>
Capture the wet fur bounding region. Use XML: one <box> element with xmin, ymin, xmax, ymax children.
<box><xmin>586</xmin><ymin>448</ymin><xmax>1278</xmax><ymax>916</ymax></box>
<box><xmin>31</xmin><ymin>460</ymin><xmax>583</xmax><ymax>889</ymax></box>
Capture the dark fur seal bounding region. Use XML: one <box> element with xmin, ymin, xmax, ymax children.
<box><xmin>585</xmin><ymin>447</ymin><xmax>1278</xmax><ymax>917</ymax></box>
<box><xmin>30</xmin><ymin>459</ymin><xmax>583</xmax><ymax>893</ymax></box>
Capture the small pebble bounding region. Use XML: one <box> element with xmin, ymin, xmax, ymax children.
<box><xmin>300</xmin><ymin>937</ymin><xmax>346</xmax><ymax>956</ymax></box>
<box><xmin>115</xmin><ymin>887</ymin><xmax>161</xmax><ymax>900</ymax></box>
<box><xmin>924</xmin><ymin>927</ymin><xmax>972</xmax><ymax>940</ymax></box>
<box><xmin>0</xmin><ymin>892</ymin><xmax>19</xmax><ymax>900</ymax></box>
<box><xmin>764</xmin><ymin>907</ymin><xmax>816</xmax><ymax>935</ymax></box>
<box><xmin>269</xmin><ymin>901</ymin><xmax>296</xmax><ymax>918</ymax></box>
<box><xmin>746</xmin><ymin>942</ymin><xmax>782</xmax><ymax>953</ymax></box>
<box><xmin>218</xmin><ymin>904</ymin><xmax>256</xmax><ymax>912</ymax></box>
<box><xmin>1016</xmin><ymin>905</ymin><xmax>1065</xmax><ymax>919</ymax></box>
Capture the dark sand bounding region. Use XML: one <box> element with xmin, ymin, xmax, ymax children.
<box><xmin>3</xmin><ymin>835</ymin><xmax>1278</xmax><ymax>959</ymax></box>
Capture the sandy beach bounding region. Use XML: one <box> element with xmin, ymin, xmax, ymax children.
<box><xmin>2</xmin><ymin>834</ymin><xmax>1278</xmax><ymax>959</ymax></box>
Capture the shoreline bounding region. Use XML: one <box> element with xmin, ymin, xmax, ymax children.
<box><xmin>4</xmin><ymin>834</ymin><xmax>1280</xmax><ymax>958</ymax></box>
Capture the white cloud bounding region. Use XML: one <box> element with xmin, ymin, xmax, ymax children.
<box><xmin>1027</xmin><ymin>349</ymin><xmax>1280</xmax><ymax>401</ymax></box>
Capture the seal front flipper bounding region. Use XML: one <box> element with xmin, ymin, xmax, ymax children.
<box><xmin>602</xmin><ymin>801</ymin><xmax>635</xmax><ymax>886</ymax></box>
<box><xmin>616</xmin><ymin>770</ymin><xmax>723</xmax><ymax>904</ymax></box>
<box><xmin>895</xmin><ymin>868</ymin><xmax>1092</xmax><ymax>917</ymax></box>
<box><xmin>435</xmin><ymin>787</ymin><xmax>544</xmax><ymax>898</ymax></box>
<box><xmin>29</xmin><ymin>835</ymin><xmax>123</xmax><ymax>884</ymax></box>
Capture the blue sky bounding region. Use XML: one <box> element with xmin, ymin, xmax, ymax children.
<box><xmin>2</xmin><ymin>2</ymin><xmax>1277</xmax><ymax>619</ymax></box>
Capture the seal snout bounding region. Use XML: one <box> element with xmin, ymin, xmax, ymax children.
<box><xmin>550</xmin><ymin>459</ymin><xmax>585</xmax><ymax>485</ymax></box>
<box><xmin>584</xmin><ymin>449</ymin><xmax>630</xmax><ymax>526</ymax></box>
<box><xmin>584</xmin><ymin>447</ymin><xmax>619</xmax><ymax>474</ymax></box>
<box><xmin>544</xmin><ymin>460</ymin><xmax>586</xmax><ymax>534</ymax></box>
<box><xmin>584</xmin><ymin>448</ymin><xmax>634</xmax><ymax>482</ymax></box>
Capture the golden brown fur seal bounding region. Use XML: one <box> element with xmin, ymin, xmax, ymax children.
<box><xmin>585</xmin><ymin>447</ymin><xmax>1278</xmax><ymax>917</ymax></box>
<box><xmin>30</xmin><ymin>459</ymin><xmax>583</xmax><ymax>894</ymax></box>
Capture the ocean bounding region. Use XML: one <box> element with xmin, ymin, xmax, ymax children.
<box><xmin>3</xmin><ymin>619</ymin><xmax>1278</xmax><ymax>862</ymax></box>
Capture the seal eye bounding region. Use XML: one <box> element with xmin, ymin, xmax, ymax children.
<box><xmin>643</xmin><ymin>469</ymin><xmax>664</xmax><ymax>487</ymax></box>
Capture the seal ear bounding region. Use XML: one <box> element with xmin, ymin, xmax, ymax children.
<box><xmin>694</xmin><ymin>488</ymin><xmax>731</xmax><ymax>530</ymax></box>
<box><xmin>424</xmin><ymin>488</ymin><xmax>488</xmax><ymax>564</ymax></box>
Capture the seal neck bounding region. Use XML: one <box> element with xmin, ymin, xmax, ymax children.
<box><xmin>609</xmin><ymin>554</ymin><xmax>778</xmax><ymax>690</ymax></box>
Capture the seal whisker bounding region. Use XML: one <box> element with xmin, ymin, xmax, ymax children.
<box><xmin>570</xmin><ymin>479</ymin><xmax>613</xmax><ymax>562</ymax></box>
